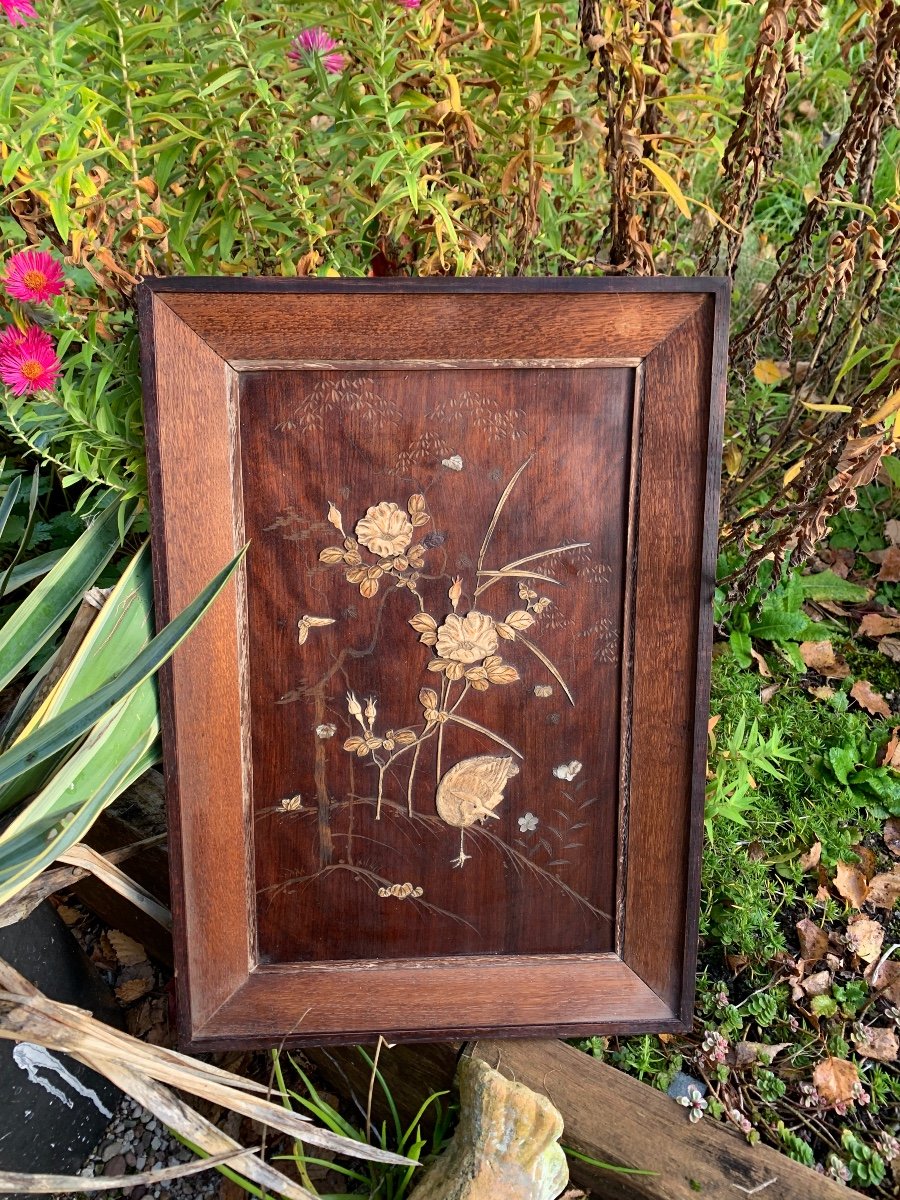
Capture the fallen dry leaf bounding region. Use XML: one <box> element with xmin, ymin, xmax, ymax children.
<box><xmin>799</xmin><ymin>841</ymin><xmax>822</xmax><ymax>872</ymax></box>
<box><xmin>802</xmin><ymin>970</ymin><xmax>832</xmax><ymax>998</ymax></box>
<box><xmin>834</xmin><ymin>861</ymin><xmax>869</xmax><ymax>908</ymax></box>
<box><xmin>857</xmin><ymin>613</ymin><xmax>900</xmax><ymax>639</ymax></box>
<box><xmin>884</xmin><ymin>816</ymin><xmax>900</xmax><ymax>856</ymax></box>
<box><xmin>853</xmin><ymin>1026</ymin><xmax>898</xmax><ymax>1063</ymax></box>
<box><xmin>108</xmin><ymin>929</ymin><xmax>148</xmax><ymax>967</ymax></box>
<box><xmin>852</xmin><ymin>844</ymin><xmax>878</xmax><ymax>880</ymax></box>
<box><xmin>845</xmin><ymin>915</ymin><xmax>884</xmax><ymax>963</ymax></box>
<box><xmin>866</xmin><ymin>958</ymin><xmax>900</xmax><ymax>1004</ymax></box>
<box><xmin>878</xmin><ymin>545</ymin><xmax>900</xmax><ymax>582</ymax></box>
<box><xmin>808</xmin><ymin>685</ymin><xmax>835</xmax><ymax>701</ymax></box>
<box><xmin>867</xmin><ymin>866</ymin><xmax>900</xmax><ymax>910</ymax></box>
<box><xmin>796</xmin><ymin>917</ymin><xmax>828</xmax><ymax>962</ymax></box>
<box><xmin>878</xmin><ymin>637</ymin><xmax>900</xmax><ymax>662</ymax></box>
<box><xmin>727</xmin><ymin>1041</ymin><xmax>789</xmax><ymax>1068</ymax></box>
<box><xmin>115</xmin><ymin>976</ymin><xmax>154</xmax><ymax>1004</ymax></box>
<box><xmin>885</xmin><ymin>519</ymin><xmax>900</xmax><ymax>545</ymax></box>
<box><xmin>813</xmin><ymin>1057</ymin><xmax>859</xmax><ymax>1107</ymax></box>
<box><xmin>850</xmin><ymin>679</ymin><xmax>892</xmax><ymax>718</ymax></box>
<box><xmin>750</xmin><ymin>648</ymin><xmax>772</xmax><ymax>677</ymax></box>
<box><xmin>883</xmin><ymin>731</ymin><xmax>900</xmax><ymax>770</ymax></box>
<box><xmin>760</xmin><ymin>682</ymin><xmax>780</xmax><ymax>704</ymax></box>
<box><xmin>799</xmin><ymin>640</ymin><xmax>851</xmax><ymax>678</ymax></box>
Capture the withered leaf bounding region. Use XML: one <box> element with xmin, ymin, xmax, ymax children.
<box><xmin>760</xmin><ymin>682</ymin><xmax>780</xmax><ymax>704</ymax></box>
<box><xmin>115</xmin><ymin>975</ymin><xmax>154</xmax><ymax>1004</ymax></box>
<box><xmin>877</xmin><ymin>545</ymin><xmax>900</xmax><ymax>583</ymax></box>
<box><xmin>107</xmin><ymin>930</ymin><xmax>147</xmax><ymax>967</ymax></box>
<box><xmin>845</xmin><ymin>914</ymin><xmax>884</xmax><ymax>963</ymax></box>
<box><xmin>799</xmin><ymin>841</ymin><xmax>822</xmax><ymax>871</ymax></box>
<box><xmin>857</xmin><ymin>613</ymin><xmax>900</xmax><ymax>639</ymax></box>
<box><xmin>885</xmin><ymin>518</ymin><xmax>900</xmax><ymax>545</ymax></box>
<box><xmin>852</xmin><ymin>844</ymin><xmax>878</xmax><ymax>880</ymax></box>
<box><xmin>884</xmin><ymin>815</ymin><xmax>900</xmax><ymax>857</ymax></box>
<box><xmin>853</xmin><ymin>1026</ymin><xmax>898</xmax><ymax>1063</ymax></box>
<box><xmin>808</xmin><ymin>685</ymin><xmax>835</xmax><ymax>701</ymax></box>
<box><xmin>796</xmin><ymin>917</ymin><xmax>828</xmax><ymax>962</ymax></box>
<box><xmin>802</xmin><ymin>970</ymin><xmax>832</xmax><ymax>997</ymax></box>
<box><xmin>728</xmin><ymin>1041</ymin><xmax>789</xmax><ymax>1068</ymax></box>
<box><xmin>882</xmin><ymin>731</ymin><xmax>900</xmax><ymax>771</ymax></box>
<box><xmin>865</xmin><ymin>958</ymin><xmax>900</xmax><ymax>1005</ymax></box>
<box><xmin>867</xmin><ymin>866</ymin><xmax>900</xmax><ymax>910</ymax></box>
<box><xmin>878</xmin><ymin>637</ymin><xmax>900</xmax><ymax>662</ymax></box>
<box><xmin>798</xmin><ymin>640</ymin><xmax>850</xmax><ymax>678</ymax></box>
<box><xmin>750</xmin><ymin>648</ymin><xmax>772</xmax><ymax>677</ymax></box>
<box><xmin>850</xmin><ymin>679</ymin><xmax>892</xmax><ymax>718</ymax></box>
<box><xmin>813</xmin><ymin>1057</ymin><xmax>859</xmax><ymax>1107</ymax></box>
<box><xmin>834</xmin><ymin>861</ymin><xmax>869</xmax><ymax>908</ymax></box>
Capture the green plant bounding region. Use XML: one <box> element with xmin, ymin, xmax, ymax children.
<box><xmin>841</xmin><ymin>1130</ymin><xmax>886</xmax><ymax>1189</ymax></box>
<box><xmin>269</xmin><ymin>1048</ymin><xmax>451</xmax><ymax>1200</ymax></box>
<box><xmin>705</xmin><ymin>713</ymin><xmax>797</xmax><ymax>838</ymax></box>
<box><xmin>0</xmin><ymin>490</ymin><xmax>246</xmax><ymax>907</ymax></box>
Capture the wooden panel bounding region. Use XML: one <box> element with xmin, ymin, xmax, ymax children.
<box><xmin>191</xmin><ymin>955</ymin><xmax>676</xmax><ymax>1048</ymax></box>
<box><xmin>138</xmin><ymin>278</ymin><xmax>728</xmax><ymax>1047</ymax></box>
<box><xmin>624</xmin><ymin>295</ymin><xmax>726</xmax><ymax>1015</ymax></box>
<box><xmin>245</xmin><ymin>365</ymin><xmax>627</xmax><ymax>964</ymax></box>
<box><xmin>138</xmin><ymin>294</ymin><xmax>252</xmax><ymax>1028</ymax></box>
<box><xmin>159</xmin><ymin>285</ymin><xmax>704</xmax><ymax>365</ymax></box>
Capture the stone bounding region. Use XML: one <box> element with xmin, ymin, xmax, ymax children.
<box><xmin>101</xmin><ymin>1139</ymin><xmax>124</xmax><ymax>1163</ymax></box>
<box><xmin>408</xmin><ymin>1057</ymin><xmax>568</xmax><ymax>1200</ymax></box>
<box><xmin>103</xmin><ymin>1154</ymin><xmax>127</xmax><ymax>1177</ymax></box>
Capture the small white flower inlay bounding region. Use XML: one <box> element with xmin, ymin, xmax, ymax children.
<box><xmin>316</xmin><ymin>723</ymin><xmax>337</xmax><ymax>739</ymax></box>
<box><xmin>441</xmin><ymin>454</ymin><xmax>464</xmax><ymax>471</ymax></box>
<box><xmin>518</xmin><ymin>812</ymin><xmax>539</xmax><ymax>832</ymax></box>
<box><xmin>533</xmin><ymin>684</ymin><xmax>553</xmax><ymax>698</ymax></box>
<box><xmin>553</xmin><ymin>760</ymin><xmax>582</xmax><ymax>781</ymax></box>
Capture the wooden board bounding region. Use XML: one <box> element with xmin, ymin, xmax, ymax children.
<box><xmin>137</xmin><ymin>278</ymin><xmax>728</xmax><ymax>1049</ymax></box>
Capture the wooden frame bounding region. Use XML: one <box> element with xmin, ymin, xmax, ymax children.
<box><xmin>137</xmin><ymin>277</ymin><xmax>728</xmax><ymax>1050</ymax></box>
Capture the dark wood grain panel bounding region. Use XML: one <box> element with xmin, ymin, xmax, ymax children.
<box><xmin>190</xmin><ymin>955</ymin><xmax>675</xmax><ymax>1048</ymax></box>
<box><xmin>160</xmin><ymin>289</ymin><xmax>704</xmax><ymax>365</ymax></box>
<box><xmin>624</xmin><ymin>297</ymin><xmax>718</xmax><ymax>1012</ymax></box>
<box><xmin>244</xmin><ymin>365</ymin><xmax>627</xmax><ymax>964</ymax></box>
<box><xmin>138</xmin><ymin>294</ymin><xmax>252</xmax><ymax>1029</ymax></box>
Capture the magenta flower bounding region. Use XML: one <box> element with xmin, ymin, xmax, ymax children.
<box><xmin>0</xmin><ymin>325</ymin><xmax>27</xmax><ymax>357</ymax></box>
<box><xmin>0</xmin><ymin>326</ymin><xmax>61</xmax><ymax>395</ymax></box>
<box><xmin>0</xmin><ymin>0</ymin><xmax>37</xmax><ymax>25</ymax></box>
<box><xmin>288</xmin><ymin>26</ymin><xmax>346</xmax><ymax>74</ymax></box>
<box><xmin>3</xmin><ymin>249</ymin><xmax>65</xmax><ymax>304</ymax></box>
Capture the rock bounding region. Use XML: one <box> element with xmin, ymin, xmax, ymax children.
<box><xmin>101</xmin><ymin>1139</ymin><xmax>124</xmax><ymax>1163</ymax></box>
<box><xmin>408</xmin><ymin>1057</ymin><xmax>568</xmax><ymax>1200</ymax></box>
<box><xmin>103</xmin><ymin>1154</ymin><xmax>127</xmax><ymax>1177</ymax></box>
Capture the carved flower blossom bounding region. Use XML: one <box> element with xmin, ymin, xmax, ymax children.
<box><xmin>435</xmin><ymin>611</ymin><xmax>498</xmax><ymax>664</ymax></box>
<box><xmin>355</xmin><ymin>502</ymin><xmax>414</xmax><ymax>558</ymax></box>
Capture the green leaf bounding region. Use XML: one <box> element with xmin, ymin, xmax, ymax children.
<box><xmin>0</xmin><ymin>546</ymin><xmax>245</xmax><ymax>793</ymax></box>
<box><xmin>798</xmin><ymin>571</ymin><xmax>872</xmax><ymax>603</ymax></box>
<box><xmin>749</xmin><ymin>609</ymin><xmax>809</xmax><ymax>643</ymax></box>
<box><xmin>729</xmin><ymin>628</ymin><xmax>752</xmax><ymax>667</ymax></box>
<box><xmin>827</xmin><ymin>744</ymin><xmax>857</xmax><ymax>786</ymax></box>
<box><xmin>0</xmin><ymin>498</ymin><xmax>133</xmax><ymax>692</ymax></box>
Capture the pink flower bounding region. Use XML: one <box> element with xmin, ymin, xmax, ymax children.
<box><xmin>0</xmin><ymin>0</ymin><xmax>37</xmax><ymax>25</ymax></box>
<box><xmin>288</xmin><ymin>26</ymin><xmax>345</xmax><ymax>74</ymax></box>
<box><xmin>3</xmin><ymin>249</ymin><xmax>65</xmax><ymax>304</ymax></box>
<box><xmin>0</xmin><ymin>325</ymin><xmax>27</xmax><ymax>356</ymax></box>
<box><xmin>0</xmin><ymin>326</ymin><xmax>61</xmax><ymax>395</ymax></box>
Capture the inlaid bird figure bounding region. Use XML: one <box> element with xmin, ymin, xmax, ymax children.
<box><xmin>435</xmin><ymin>754</ymin><xmax>519</xmax><ymax>868</ymax></box>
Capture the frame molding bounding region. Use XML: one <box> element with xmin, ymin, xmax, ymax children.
<box><xmin>137</xmin><ymin>277</ymin><xmax>729</xmax><ymax>1049</ymax></box>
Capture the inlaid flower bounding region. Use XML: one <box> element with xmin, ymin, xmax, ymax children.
<box><xmin>355</xmin><ymin>501</ymin><xmax>414</xmax><ymax>558</ymax></box>
<box><xmin>518</xmin><ymin>812</ymin><xmax>538</xmax><ymax>832</ymax></box>
<box><xmin>435</xmin><ymin>611</ymin><xmax>498</xmax><ymax>664</ymax></box>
